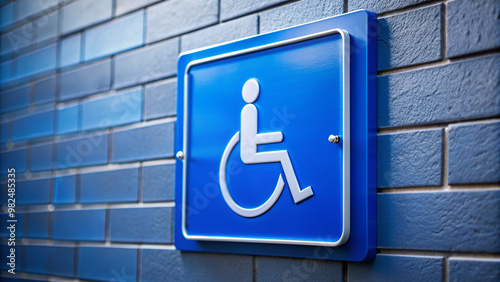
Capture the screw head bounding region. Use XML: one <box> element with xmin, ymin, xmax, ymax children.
<box><xmin>176</xmin><ymin>151</ymin><xmax>184</xmax><ymax>160</ymax></box>
<box><xmin>328</xmin><ymin>135</ymin><xmax>340</xmax><ymax>143</ymax></box>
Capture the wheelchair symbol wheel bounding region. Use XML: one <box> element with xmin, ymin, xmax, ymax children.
<box><xmin>219</xmin><ymin>131</ymin><xmax>285</xmax><ymax>218</ymax></box>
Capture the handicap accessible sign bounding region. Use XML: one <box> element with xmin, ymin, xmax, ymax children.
<box><xmin>175</xmin><ymin>10</ymin><xmax>377</xmax><ymax>261</ymax></box>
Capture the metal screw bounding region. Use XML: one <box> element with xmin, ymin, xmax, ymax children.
<box><xmin>328</xmin><ymin>135</ymin><xmax>340</xmax><ymax>143</ymax></box>
<box><xmin>176</xmin><ymin>151</ymin><xmax>184</xmax><ymax>160</ymax></box>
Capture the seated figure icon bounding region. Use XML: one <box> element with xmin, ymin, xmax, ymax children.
<box><xmin>219</xmin><ymin>78</ymin><xmax>313</xmax><ymax>218</ymax></box>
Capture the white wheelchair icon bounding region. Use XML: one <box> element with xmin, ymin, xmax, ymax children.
<box><xmin>219</xmin><ymin>79</ymin><xmax>314</xmax><ymax>218</ymax></box>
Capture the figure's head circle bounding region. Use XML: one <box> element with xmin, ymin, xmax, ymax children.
<box><xmin>242</xmin><ymin>78</ymin><xmax>260</xmax><ymax>103</ymax></box>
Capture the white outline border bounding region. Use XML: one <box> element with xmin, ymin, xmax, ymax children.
<box><xmin>181</xmin><ymin>28</ymin><xmax>350</xmax><ymax>247</ymax></box>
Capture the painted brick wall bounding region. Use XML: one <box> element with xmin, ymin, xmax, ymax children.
<box><xmin>0</xmin><ymin>0</ymin><xmax>499</xmax><ymax>281</ymax></box>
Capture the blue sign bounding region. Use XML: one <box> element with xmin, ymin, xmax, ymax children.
<box><xmin>175</xmin><ymin>10</ymin><xmax>377</xmax><ymax>261</ymax></box>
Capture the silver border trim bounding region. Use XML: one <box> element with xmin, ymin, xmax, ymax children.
<box><xmin>181</xmin><ymin>28</ymin><xmax>350</xmax><ymax>247</ymax></box>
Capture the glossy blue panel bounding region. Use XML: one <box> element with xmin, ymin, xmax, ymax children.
<box><xmin>175</xmin><ymin>11</ymin><xmax>377</xmax><ymax>261</ymax></box>
<box><xmin>54</xmin><ymin>175</ymin><xmax>76</xmax><ymax>205</ymax></box>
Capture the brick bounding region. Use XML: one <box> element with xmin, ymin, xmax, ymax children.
<box><xmin>256</xmin><ymin>256</ymin><xmax>343</xmax><ymax>282</ymax></box>
<box><xmin>81</xmin><ymin>89</ymin><xmax>142</xmax><ymax>131</ymax></box>
<box><xmin>59</xmin><ymin>33</ymin><xmax>81</xmax><ymax>68</ymax></box>
<box><xmin>349</xmin><ymin>254</ymin><xmax>443</xmax><ymax>282</ymax></box>
<box><xmin>259</xmin><ymin>0</ymin><xmax>343</xmax><ymax>33</ymax></box>
<box><xmin>0</xmin><ymin>244</ymin><xmax>22</xmax><ymax>272</ymax></box>
<box><xmin>0</xmin><ymin>60</ymin><xmax>12</xmax><ymax>85</ymax></box>
<box><xmin>180</xmin><ymin>252</ymin><xmax>253</xmax><ymax>282</ymax></box>
<box><xmin>0</xmin><ymin>121</ymin><xmax>8</xmax><ymax>143</ymax></box>
<box><xmin>109</xmin><ymin>207</ymin><xmax>172</xmax><ymax>243</ymax></box>
<box><xmin>17</xmin><ymin>178</ymin><xmax>51</xmax><ymax>205</ymax></box>
<box><xmin>378</xmin><ymin>4</ymin><xmax>441</xmax><ymax>71</ymax></box>
<box><xmin>33</xmin><ymin>10</ymin><xmax>58</xmax><ymax>44</ymax></box>
<box><xmin>52</xmin><ymin>209</ymin><xmax>105</xmax><ymax>241</ymax></box>
<box><xmin>24</xmin><ymin>245</ymin><xmax>74</xmax><ymax>278</ymax></box>
<box><xmin>15</xmin><ymin>0</ymin><xmax>58</xmax><ymax>21</ymax></box>
<box><xmin>14</xmin><ymin>44</ymin><xmax>57</xmax><ymax>80</ymax></box>
<box><xmin>84</xmin><ymin>11</ymin><xmax>144</xmax><ymax>61</ymax></box>
<box><xmin>146</xmin><ymin>0</ymin><xmax>218</xmax><ymax>43</ymax></box>
<box><xmin>447</xmin><ymin>0</ymin><xmax>500</xmax><ymax>57</ymax></box>
<box><xmin>60</xmin><ymin>0</ymin><xmax>112</xmax><ymax>34</ymax></box>
<box><xmin>54</xmin><ymin>175</ymin><xmax>76</xmax><ymax>205</ymax></box>
<box><xmin>378</xmin><ymin>190</ymin><xmax>500</xmax><ymax>252</ymax></box>
<box><xmin>142</xmin><ymin>163</ymin><xmax>175</xmax><ymax>202</ymax></box>
<box><xmin>378</xmin><ymin>130</ymin><xmax>442</xmax><ymax>188</ymax></box>
<box><xmin>80</xmin><ymin>168</ymin><xmax>139</xmax><ymax>204</ymax></box>
<box><xmin>114</xmin><ymin>39</ymin><xmax>178</xmax><ymax>89</ymax></box>
<box><xmin>378</xmin><ymin>54</ymin><xmax>500</xmax><ymax>127</ymax></box>
<box><xmin>144</xmin><ymin>80</ymin><xmax>176</xmax><ymax>120</ymax></box>
<box><xmin>0</xmin><ymin>23</ymin><xmax>33</xmax><ymax>56</ymax></box>
<box><xmin>112</xmin><ymin>122</ymin><xmax>174</xmax><ymax>162</ymax></box>
<box><xmin>140</xmin><ymin>249</ymin><xmax>182</xmax><ymax>281</ymax></box>
<box><xmin>78</xmin><ymin>247</ymin><xmax>137</xmax><ymax>281</ymax></box>
<box><xmin>33</xmin><ymin>75</ymin><xmax>56</xmax><ymax>105</ymax></box>
<box><xmin>59</xmin><ymin>59</ymin><xmax>111</xmax><ymax>101</ymax></box>
<box><xmin>449</xmin><ymin>258</ymin><xmax>500</xmax><ymax>282</ymax></box>
<box><xmin>448</xmin><ymin>121</ymin><xmax>500</xmax><ymax>184</ymax></box>
<box><xmin>0</xmin><ymin>84</ymin><xmax>30</xmax><ymax>114</ymax></box>
<box><xmin>116</xmin><ymin>0</ymin><xmax>160</xmax><ymax>16</ymax></box>
<box><xmin>0</xmin><ymin>148</ymin><xmax>26</xmax><ymax>175</ymax></box>
<box><xmin>349</xmin><ymin>0</ymin><xmax>431</xmax><ymax>14</ymax></box>
<box><xmin>25</xmin><ymin>212</ymin><xmax>49</xmax><ymax>239</ymax></box>
<box><xmin>181</xmin><ymin>15</ymin><xmax>258</xmax><ymax>52</ymax></box>
<box><xmin>55</xmin><ymin>133</ymin><xmax>108</xmax><ymax>169</ymax></box>
<box><xmin>29</xmin><ymin>143</ymin><xmax>53</xmax><ymax>172</ymax></box>
<box><xmin>56</xmin><ymin>105</ymin><xmax>79</xmax><ymax>135</ymax></box>
<box><xmin>11</xmin><ymin>110</ymin><xmax>55</xmax><ymax>141</ymax></box>
<box><xmin>0</xmin><ymin>3</ymin><xmax>13</xmax><ymax>29</ymax></box>
<box><xmin>221</xmin><ymin>0</ymin><xmax>290</xmax><ymax>21</ymax></box>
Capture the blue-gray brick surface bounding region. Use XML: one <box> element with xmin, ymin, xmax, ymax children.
<box><xmin>81</xmin><ymin>89</ymin><xmax>142</xmax><ymax>131</ymax></box>
<box><xmin>114</xmin><ymin>39</ymin><xmax>178</xmax><ymax>89</ymax></box>
<box><xmin>25</xmin><ymin>212</ymin><xmax>49</xmax><ymax>239</ymax></box>
<box><xmin>15</xmin><ymin>0</ymin><xmax>58</xmax><ymax>21</ymax></box>
<box><xmin>146</xmin><ymin>0</ymin><xmax>218</xmax><ymax>43</ymax></box>
<box><xmin>259</xmin><ymin>0</ymin><xmax>343</xmax><ymax>33</ymax></box>
<box><xmin>116</xmin><ymin>0</ymin><xmax>161</xmax><ymax>16</ymax></box>
<box><xmin>29</xmin><ymin>143</ymin><xmax>53</xmax><ymax>172</ymax></box>
<box><xmin>14</xmin><ymin>44</ymin><xmax>57</xmax><ymax>80</ymax></box>
<box><xmin>59</xmin><ymin>34</ymin><xmax>81</xmax><ymax>68</ymax></box>
<box><xmin>140</xmin><ymin>249</ymin><xmax>183</xmax><ymax>281</ymax></box>
<box><xmin>16</xmin><ymin>178</ymin><xmax>51</xmax><ymax>205</ymax></box>
<box><xmin>53</xmin><ymin>175</ymin><xmax>76</xmax><ymax>205</ymax></box>
<box><xmin>59</xmin><ymin>59</ymin><xmax>111</xmax><ymax>101</ymax></box>
<box><xmin>349</xmin><ymin>254</ymin><xmax>443</xmax><ymax>282</ymax></box>
<box><xmin>142</xmin><ymin>163</ymin><xmax>175</xmax><ymax>202</ymax></box>
<box><xmin>144</xmin><ymin>80</ymin><xmax>176</xmax><ymax>120</ymax></box>
<box><xmin>80</xmin><ymin>168</ymin><xmax>139</xmax><ymax>204</ymax></box>
<box><xmin>448</xmin><ymin>258</ymin><xmax>500</xmax><ymax>282</ymax></box>
<box><xmin>0</xmin><ymin>3</ymin><xmax>13</xmax><ymax>29</ymax></box>
<box><xmin>33</xmin><ymin>10</ymin><xmax>58</xmax><ymax>45</ymax></box>
<box><xmin>447</xmin><ymin>0</ymin><xmax>500</xmax><ymax>57</ymax></box>
<box><xmin>349</xmin><ymin>0</ymin><xmax>431</xmax><ymax>14</ymax></box>
<box><xmin>109</xmin><ymin>207</ymin><xmax>172</xmax><ymax>243</ymax></box>
<box><xmin>378</xmin><ymin>191</ymin><xmax>500</xmax><ymax>252</ymax></box>
<box><xmin>0</xmin><ymin>23</ymin><xmax>33</xmax><ymax>56</ymax></box>
<box><xmin>24</xmin><ymin>245</ymin><xmax>74</xmax><ymax>278</ymax></box>
<box><xmin>84</xmin><ymin>11</ymin><xmax>144</xmax><ymax>61</ymax></box>
<box><xmin>60</xmin><ymin>0</ymin><xmax>112</xmax><ymax>34</ymax></box>
<box><xmin>52</xmin><ymin>209</ymin><xmax>105</xmax><ymax>241</ymax></box>
<box><xmin>378</xmin><ymin>4</ymin><xmax>442</xmax><ymax>71</ymax></box>
<box><xmin>256</xmin><ymin>256</ymin><xmax>343</xmax><ymax>282</ymax></box>
<box><xmin>33</xmin><ymin>75</ymin><xmax>56</xmax><ymax>105</ymax></box>
<box><xmin>181</xmin><ymin>15</ymin><xmax>258</xmax><ymax>52</ymax></box>
<box><xmin>55</xmin><ymin>134</ymin><xmax>108</xmax><ymax>169</ymax></box>
<box><xmin>112</xmin><ymin>122</ymin><xmax>174</xmax><ymax>162</ymax></box>
<box><xmin>78</xmin><ymin>247</ymin><xmax>137</xmax><ymax>281</ymax></box>
<box><xmin>0</xmin><ymin>148</ymin><xmax>26</xmax><ymax>174</ymax></box>
<box><xmin>56</xmin><ymin>105</ymin><xmax>79</xmax><ymax>135</ymax></box>
<box><xmin>378</xmin><ymin>129</ymin><xmax>442</xmax><ymax>188</ymax></box>
<box><xmin>448</xmin><ymin>121</ymin><xmax>500</xmax><ymax>184</ymax></box>
<box><xmin>12</xmin><ymin>110</ymin><xmax>54</xmax><ymax>141</ymax></box>
<box><xmin>220</xmin><ymin>0</ymin><xmax>291</xmax><ymax>21</ymax></box>
<box><xmin>1</xmin><ymin>84</ymin><xmax>30</xmax><ymax>114</ymax></box>
<box><xmin>378</xmin><ymin>54</ymin><xmax>500</xmax><ymax>127</ymax></box>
